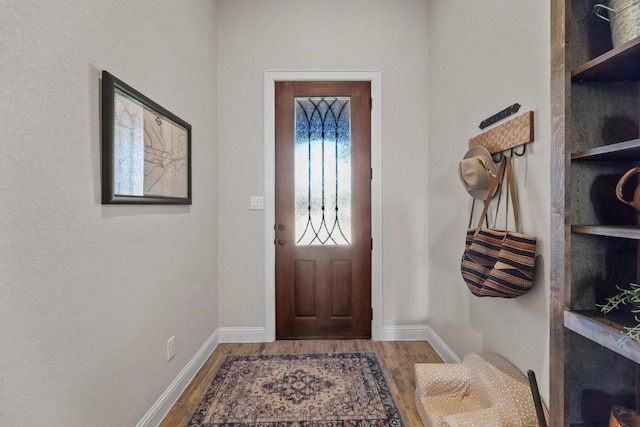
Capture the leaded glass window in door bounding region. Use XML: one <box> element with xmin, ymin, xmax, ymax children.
<box><xmin>294</xmin><ymin>97</ymin><xmax>352</xmax><ymax>245</ymax></box>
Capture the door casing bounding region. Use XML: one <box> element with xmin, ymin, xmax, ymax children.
<box><xmin>264</xmin><ymin>71</ymin><xmax>382</xmax><ymax>341</ymax></box>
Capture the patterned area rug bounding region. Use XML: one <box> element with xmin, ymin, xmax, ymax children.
<box><xmin>187</xmin><ymin>352</ymin><xmax>405</xmax><ymax>426</ymax></box>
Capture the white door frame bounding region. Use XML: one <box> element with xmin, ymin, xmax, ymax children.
<box><xmin>264</xmin><ymin>71</ymin><xmax>382</xmax><ymax>341</ymax></box>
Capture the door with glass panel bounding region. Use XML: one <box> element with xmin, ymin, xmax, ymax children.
<box><xmin>275</xmin><ymin>81</ymin><xmax>371</xmax><ymax>339</ymax></box>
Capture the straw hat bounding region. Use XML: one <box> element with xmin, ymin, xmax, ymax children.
<box><xmin>458</xmin><ymin>146</ymin><xmax>499</xmax><ymax>201</ymax></box>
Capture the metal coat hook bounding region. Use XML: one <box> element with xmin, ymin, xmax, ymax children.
<box><xmin>513</xmin><ymin>144</ymin><xmax>527</xmax><ymax>157</ymax></box>
<box><xmin>491</xmin><ymin>144</ymin><xmax>527</xmax><ymax>163</ymax></box>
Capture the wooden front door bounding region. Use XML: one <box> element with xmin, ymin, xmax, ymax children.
<box><xmin>275</xmin><ymin>81</ymin><xmax>371</xmax><ymax>339</ymax></box>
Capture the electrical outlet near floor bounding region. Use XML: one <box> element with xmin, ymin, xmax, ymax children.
<box><xmin>167</xmin><ymin>335</ymin><xmax>176</xmax><ymax>362</ymax></box>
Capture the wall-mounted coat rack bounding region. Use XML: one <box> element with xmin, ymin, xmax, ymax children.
<box><xmin>469</xmin><ymin>111</ymin><xmax>534</xmax><ymax>155</ymax></box>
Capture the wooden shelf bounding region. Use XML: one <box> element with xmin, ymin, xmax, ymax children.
<box><xmin>572</xmin><ymin>36</ymin><xmax>640</xmax><ymax>81</ymax></box>
<box><xmin>565</xmin><ymin>309</ymin><xmax>640</xmax><ymax>364</ymax></box>
<box><xmin>572</xmin><ymin>139</ymin><xmax>640</xmax><ymax>161</ymax></box>
<box><xmin>572</xmin><ymin>225</ymin><xmax>640</xmax><ymax>239</ymax></box>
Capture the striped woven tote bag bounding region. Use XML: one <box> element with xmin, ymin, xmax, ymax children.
<box><xmin>461</xmin><ymin>156</ymin><xmax>537</xmax><ymax>298</ymax></box>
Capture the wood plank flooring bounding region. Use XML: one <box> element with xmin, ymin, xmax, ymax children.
<box><xmin>159</xmin><ymin>340</ymin><xmax>443</xmax><ymax>426</ymax></box>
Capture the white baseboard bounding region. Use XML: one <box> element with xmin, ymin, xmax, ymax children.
<box><xmin>136</xmin><ymin>330</ymin><xmax>219</xmax><ymax>427</ymax></box>
<box><xmin>379</xmin><ymin>325</ymin><xmax>459</xmax><ymax>363</ymax></box>
<box><xmin>424</xmin><ymin>325</ymin><xmax>460</xmax><ymax>363</ymax></box>
<box><xmin>380</xmin><ymin>324</ymin><xmax>430</xmax><ymax>341</ymax></box>
<box><xmin>213</xmin><ymin>325</ymin><xmax>459</xmax><ymax>364</ymax></box>
<box><xmin>218</xmin><ymin>326</ymin><xmax>267</xmax><ymax>343</ymax></box>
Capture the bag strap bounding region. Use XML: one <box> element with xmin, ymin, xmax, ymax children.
<box><xmin>505</xmin><ymin>156</ymin><xmax>521</xmax><ymax>232</ymax></box>
<box><xmin>474</xmin><ymin>157</ymin><xmax>507</xmax><ymax>234</ymax></box>
<box><xmin>473</xmin><ymin>155</ymin><xmax>523</xmax><ymax>235</ymax></box>
<box><xmin>467</xmin><ymin>198</ymin><xmax>491</xmax><ymax>228</ymax></box>
<box><xmin>492</xmin><ymin>177</ymin><xmax>504</xmax><ymax>229</ymax></box>
<box><xmin>468</xmin><ymin>199</ymin><xmax>475</xmax><ymax>228</ymax></box>
<box><xmin>493</xmin><ymin>156</ymin><xmax>521</xmax><ymax>233</ymax></box>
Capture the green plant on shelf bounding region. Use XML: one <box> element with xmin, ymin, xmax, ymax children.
<box><xmin>599</xmin><ymin>283</ymin><xmax>640</xmax><ymax>345</ymax></box>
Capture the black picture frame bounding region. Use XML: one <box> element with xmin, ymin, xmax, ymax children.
<box><xmin>101</xmin><ymin>70</ymin><xmax>192</xmax><ymax>204</ymax></box>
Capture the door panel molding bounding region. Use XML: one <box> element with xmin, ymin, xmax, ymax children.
<box><xmin>264</xmin><ymin>71</ymin><xmax>382</xmax><ymax>341</ymax></box>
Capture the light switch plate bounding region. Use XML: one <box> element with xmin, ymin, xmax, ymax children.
<box><xmin>167</xmin><ymin>335</ymin><xmax>176</xmax><ymax>362</ymax></box>
<box><xmin>250</xmin><ymin>196</ymin><xmax>264</xmax><ymax>210</ymax></box>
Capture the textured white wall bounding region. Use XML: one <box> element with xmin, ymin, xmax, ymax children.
<box><xmin>427</xmin><ymin>1</ymin><xmax>551</xmax><ymax>401</ymax></box>
<box><xmin>216</xmin><ymin>0</ymin><xmax>430</xmax><ymax>329</ymax></box>
<box><xmin>0</xmin><ymin>1</ymin><xmax>218</xmax><ymax>425</ymax></box>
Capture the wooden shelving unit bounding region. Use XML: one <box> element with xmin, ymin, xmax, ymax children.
<box><xmin>551</xmin><ymin>0</ymin><xmax>640</xmax><ymax>425</ymax></box>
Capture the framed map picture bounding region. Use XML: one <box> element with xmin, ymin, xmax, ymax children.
<box><xmin>101</xmin><ymin>70</ymin><xmax>192</xmax><ymax>204</ymax></box>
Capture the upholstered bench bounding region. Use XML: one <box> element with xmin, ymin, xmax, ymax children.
<box><xmin>414</xmin><ymin>352</ymin><xmax>545</xmax><ymax>427</ymax></box>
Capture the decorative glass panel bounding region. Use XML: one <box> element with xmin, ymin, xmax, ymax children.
<box><xmin>114</xmin><ymin>88</ymin><xmax>145</xmax><ymax>196</ymax></box>
<box><xmin>295</xmin><ymin>97</ymin><xmax>352</xmax><ymax>245</ymax></box>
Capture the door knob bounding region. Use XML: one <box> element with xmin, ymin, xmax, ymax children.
<box><xmin>277</xmin><ymin>239</ymin><xmax>286</xmax><ymax>245</ymax></box>
<box><xmin>277</xmin><ymin>224</ymin><xmax>285</xmax><ymax>231</ymax></box>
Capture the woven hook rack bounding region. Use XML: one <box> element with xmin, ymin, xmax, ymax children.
<box><xmin>469</xmin><ymin>111</ymin><xmax>534</xmax><ymax>154</ymax></box>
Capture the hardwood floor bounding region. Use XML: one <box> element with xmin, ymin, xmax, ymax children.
<box><xmin>159</xmin><ymin>340</ymin><xmax>443</xmax><ymax>426</ymax></box>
